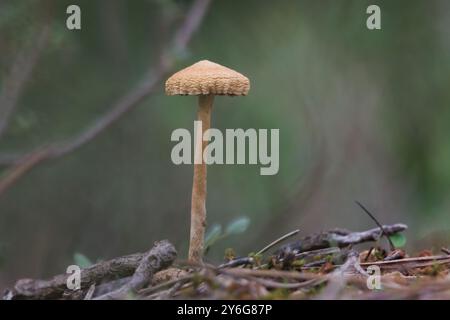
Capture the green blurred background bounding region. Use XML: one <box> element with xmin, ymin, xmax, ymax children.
<box><xmin>1</xmin><ymin>0</ymin><xmax>450</xmax><ymax>288</ymax></box>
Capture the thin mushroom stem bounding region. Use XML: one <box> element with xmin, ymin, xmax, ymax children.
<box><xmin>189</xmin><ymin>95</ymin><xmax>214</xmax><ymax>263</ymax></box>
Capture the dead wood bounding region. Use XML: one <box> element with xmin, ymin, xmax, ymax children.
<box><xmin>94</xmin><ymin>240</ymin><xmax>176</xmax><ymax>300</ymax></box>
<box><xmin>275</xmin><ymin>223</ymin><xmax>407</xmax><ymax>257</ymax></box>
<box><xmin>4</xmin><ymin>224</ymin><xmax>428</xmax><ymax>300</ymax></box>
<box><xmin>3</xmin><ymin>240</ymin><xmax>176</xmax><ymax>300</ymax></box>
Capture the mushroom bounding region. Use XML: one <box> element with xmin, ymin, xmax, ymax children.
<box><xmin>165</xmin><ymin>60</ymin><xmax>250</xmax><ymax>263</ymax></box>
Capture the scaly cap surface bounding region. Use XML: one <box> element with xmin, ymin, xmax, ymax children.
<box><xmin>165</xmin><ymin>60</ymin><xmax>250</xmax><ymax>96</ymax></box>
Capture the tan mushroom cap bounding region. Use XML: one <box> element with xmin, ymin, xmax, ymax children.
<box><xmin>165</xmin><ymin>60</ymin><xmax>250</xmax><ymax>96</ymax></box>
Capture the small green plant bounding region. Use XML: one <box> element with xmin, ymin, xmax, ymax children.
<box><xmin>204</xmin><ymin>217</ymin><xmax>250</xmax><ymax>255</ymax></box>
<box><xmin>389</xmin><ymin>233</ymin><xmax>407</xmax><ymax>248</ymax></box>
<box><xmin>225</xmin><ymin>217</ymin><xmax>251</xmax><ymax>235</ymax></box>
<box><xmin>247</xmin><ymin>252</ymin><xmax>263</xmax><ymax>266</ymax></box>
<box><xmin>73</xmin><ymin>252</ymin><xmax>93</xmax><ymax>268</ymax></box>
<box><xmin>224</xmin><ymin>248</ymin><xmax>236</xmax><ymax>261</ymax></box>
<box><xmin>291</xmin><ymin>259</ymin><xmax>305</xmax><ymax>268</ymax></box>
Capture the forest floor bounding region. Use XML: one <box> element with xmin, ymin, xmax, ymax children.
<box><xmin>4</xmin><ymin>221</ymin><xmax>450</xmax><ymax>300</ymax></box>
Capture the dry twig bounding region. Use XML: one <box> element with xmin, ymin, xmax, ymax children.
<box><xmin>275</xmin><ymin>223</ymin><xmax>407</xmax><ymax>256</ymax></box>
<box><xmin>94</xmin><ymin>240</ymin><xmax>176</xmax><ymax>300</ymax></box>
<box><xmin>0</xmin><ymin>0</ymin><xmax>212</xmax><ymax>196</ymax></box>
<box><xmin>4</xmin><ymin>240</ymin><xmax>176</xmax><ymax>300</ymax></box>
<box><xmin>355</xmin><ymin>201</ymin><xmax>396</xmax><ymax>251</ymax></box>
<box><xmin>257</xmin><ymin>229</ymin><xmax>300</xmax><ymax>256</ymax></box>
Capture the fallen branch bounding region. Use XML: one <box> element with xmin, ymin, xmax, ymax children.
<box><xmin>275</xmin><ymin>223</ymin><xmax>407</xmax><ymax>256</ymax></box>
<box><xmin>94</xmin><ymin>240</ymin><xmax>176</xmax><ymax>300</ymax></box>
<box><xmin>3</xmin><ymin>240</ymin><xmax>176</xmax><ymax>300</ymax></box>
<box><xmin>220</xmin><ymin>225</ymin><xmax>407</xmax><ymax>271</ymax></box>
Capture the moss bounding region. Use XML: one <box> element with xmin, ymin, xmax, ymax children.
<box><xmin>291</xmin><ymin>259</ymin><xmax>306</xmax><ymax>268</ymax></box>
<box><xmin>224</xmin><ymin>248</ymin><xmax>236</xmax><ymax>261</ymax></box>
